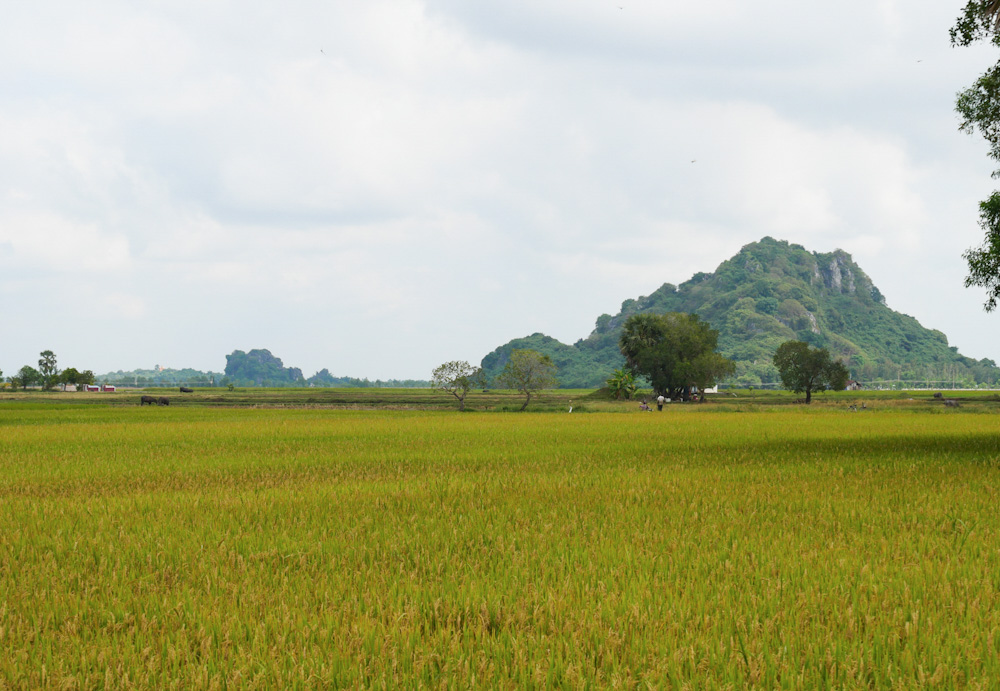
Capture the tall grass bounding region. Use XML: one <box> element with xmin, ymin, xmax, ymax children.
<box><xmin>1</xmin><ymin>405</ymin><xmax>998</xmax><ymax>687</ymax></box>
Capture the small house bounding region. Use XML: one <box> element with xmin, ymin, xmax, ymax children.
<box><xmin>101</xmin><ymin>385</ymin><xmax>116</xmax><ymax>393</ymax></box>
<box><xmin>845</xmin><ymin>380</ymin><xmax>863</xmax><ymax>391</ymax></box>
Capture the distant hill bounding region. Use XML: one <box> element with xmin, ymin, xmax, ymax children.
<box><xmin>100</xmin><ymin>352</ymin><xmax>432</xmax><ymax>389</ymax></box>
<box><xmin>97</xmin><ymin>367</ymin><xmax>223</xmax><ymax>387</ymax></box>
<box><xmin>225</xmin><ymin>349</ymin><xmax>305</xmax><ymax>387</ymax></box>
<box><xmin>224</xmin><ymin>349</ymin><xmax>431</xmax><ymax>388</ymax></box>
<box><xmin>482</xmin><ymin>237</ymin><xmax>1000</xmax><ymax>388</ymax></box>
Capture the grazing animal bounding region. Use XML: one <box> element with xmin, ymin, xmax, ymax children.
<box><xmin>158</xmin><ymin>397</ymin><xmax>170</xmax><ymax>406</ymax></box>
<box><xmin>179</xmin><ymin>386</ymin><xmax>193</xmax><ymax>393</ymax></box>
<box><xmin>933</xmin><ymin>392</ymin><xmax>943</xmax><ymax>399</ymax></box>
<box><xmin>945</xmin><ymin>399</ymin><xmax>960</xmax><ymax>408</ymax></box>
<box><xmin>140</xmin><ymin>395</ymin><xmax>157</xmax><ymax>406</ymax></box>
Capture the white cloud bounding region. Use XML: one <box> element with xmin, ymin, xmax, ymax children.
<box><xmin>0</xmin><ymin>211</ymin><xmax>130</xmax><ymax>271</ymax></box>
<box><xmin>0</xmin><ymin>0</ymin><xmax>996</xmax><ymax>376</ymax></box>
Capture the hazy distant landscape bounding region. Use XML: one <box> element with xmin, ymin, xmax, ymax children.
<box><xmin>76</xmin><ymin>238</ymin><xmax>999</xmax><ymax>393</ymax></box>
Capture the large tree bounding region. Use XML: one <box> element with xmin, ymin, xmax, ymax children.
<box><xmin>497</xmin><ymin>349</ymin><xmax>558</xmax><ymax>411</ymax></box>
<box><xmin>15</xmin><ymin>365</ymin><xmax>41</xmax><ymax>391</ymax></box>
<box><xmin>772</xmin><ymin>340</ymin><xmax>849</xmax><ymax>404</ymax></box>
<box><xmin>431</xmin><ymin>360</ymin><xmax>483</xmax><ymax>411</ymax></box>
<box><xmin>59</xmin><ymin>367</ymin><xmax>80</xmax><ymax>390</ymax></box>
<box><xmin>618</xmin><ymin>312</ymin><xmax>734</xmax><ymax>401</ymax></box>
<box><xmin>38</xmin><ymin>350</ymin><xmax>58</xmax><ymax>390</ymax></box>
<box><xmin>952</xmin><ymin>1</ymin><xmax>1000</xmax><ymax>310</ymax></box>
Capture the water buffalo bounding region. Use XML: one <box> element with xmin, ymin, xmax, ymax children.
<box><xmin>158</xmin><ymin>397</ymin><xmax>170</xmax><ymax>406</ymax></box>
<box><xmin>179</xmin><ymin>387</ymin><xmax>193</xmax><ymax>393</ymax></box>
<box><xmin>140</xmin><ymin>395</ymin><xmax>157</xmax><ymax>406</ymax></box>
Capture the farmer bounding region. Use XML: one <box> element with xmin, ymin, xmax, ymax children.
<box><xmin>656</xmin><ymin>394</ymin><xmax>665</xmax><ymax>411</ymax></box>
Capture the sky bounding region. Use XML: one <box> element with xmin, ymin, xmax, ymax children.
<box><xmin>2</xmin><ymin>0</ymin><xmax>998</xmax><ymax>379</ymax></box>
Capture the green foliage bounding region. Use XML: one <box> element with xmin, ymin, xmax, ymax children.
<box><xmin>431</xmin><ymin>361</ymin><xmax>483</xmax><ymax>411</ymax></box>
<box><xmin>37</xmin><ymin>350</ymin><xmax>58</xmax><ymax>391</ymax></box>
<box><xmin>963</xmin><ymin>191</ymin><xmax>1000</xmax><ymax>311</ymax></box>
<box><xmin>497</xmin><ymin>349</ymin><xmax>558</xmax><ymax>411</ymax></box>
<box><xmin>15</xmin><ymin>365</ymin><xmax>41</xmax><ymax>391</ymax></box>
<box><xmin>481</xmin><ymin>333</ymin><xmax>617</xmax><ymax>388</ymax></box>
<box><xmin>773</xmin><ymin>340</ymin><xmax>850</xmax><ymax>403</ymax></box>
<box><xmin>59</xmin><ymin>368</ymin><xmax>80</xmax><ymax>388</ymax></box>
<box><xmin>605</xmin><ymin>367</ymin><xmax>637</xmax><ymax>400</ymax></box>
<box><xmin>953</xmin><ymin>2</ymin><xmax>1000</xmax><ymax>310</ymax></box>
<box><xmin>619</xmin><ymin>312</ymin><xmax>734</xmax><ymax>400</ymax></box>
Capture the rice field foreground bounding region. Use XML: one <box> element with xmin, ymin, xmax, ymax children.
<box><xmin>2</xmin><ymin>406</ymin><xmax>999</xmax><ymax>688</ymax></box>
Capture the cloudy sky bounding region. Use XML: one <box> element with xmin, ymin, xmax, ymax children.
<box><xmin>2</xmin><ymin>0</ymin><xmax>998</xmax><ymax>379</ymax></box>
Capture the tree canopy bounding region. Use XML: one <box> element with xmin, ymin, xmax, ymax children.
<box><xmin>618</xmin><ymin>312</ymin><xmax>734</xmax><ymax>401</ymax></box>
<box><xmin>38</xmin><ymin>350</ymin><xmax>58</xmax><ymax>390</ymax></box>
<box><xmin>14</xmin><ymin>365</ymin><xmax>41</xmax><ymax>391</ymax></box>
<box><xmin>497</xmin><ymin>349</ymin><xmax>558</xmax><ymax>411</ymax></box>
<box><xmin>953</xmin><ymin>1</ymin><xmax>1000</xmax><ymax>311</ymax></box>
<box><xmin>431</xmin><ymin>360</ymin><xmax>484</xmax><ymax>411</ymax></box>
<box><xmin>772</xmin><ymin>340</ymin><xmax>850</xmax><ymax>404</ymax></box>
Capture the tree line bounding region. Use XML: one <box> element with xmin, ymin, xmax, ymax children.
<box><xmin>434</xmin><ymin>312</ymin><xmax>850</xmax><ymax>410</ymax></box>
<box><xmin>3</xmin><ymin>350</ymin><xmax>95</xmax><ymax>391</ymax></box>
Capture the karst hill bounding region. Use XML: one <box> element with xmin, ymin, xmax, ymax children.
<box><xmin>481</xmin><ymin>237</ymin><xmax>999</xmax><ymax>388</ymax></box>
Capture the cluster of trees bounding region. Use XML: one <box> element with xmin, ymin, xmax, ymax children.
<box><xmin>440</xmin><ymin>312</ymin><xmax>849</xmax><ymax>411</ymax></box>
<box><xmin>4</xmin><ymin>350</ymin><xmax>95</xmax><ymax>391</ymax></box>
<box><xmin>603</xmin><ymin>312</ymin><xmax>849</xmax><ymax>405</ymax></box>
<box><xmin>617</xmin><ymin>313</ymin><xmax>735</xmax><ymax>401</ymax></box>
<box><xmin>432</xmin><ymin>350</ymin><xmax>558</xmax><ymax>411</ymax></box>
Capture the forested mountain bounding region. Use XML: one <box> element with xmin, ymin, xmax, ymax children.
<box><xmin>482</xmin><ymin>237</ymin><xmax>1000</xmax><ymax>388</ymax></box>
<box><xmin>224</xmin><ymin>349</ymin><xmax>305</xmax><ymax>387</ymax></box>
<box><xmin>223</xmin><ymin>351</ymin><xmax>431</xmax><ymax>388</ymax></box>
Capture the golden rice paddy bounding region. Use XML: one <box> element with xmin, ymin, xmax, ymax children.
<box><xmin>1</xmin><ymin>402</ymin><xmax>998</xmax><ymax>688</ymax></box>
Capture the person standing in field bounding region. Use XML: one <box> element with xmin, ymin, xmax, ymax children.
<box><xmin>656</xmin><ymin>394</ymin><xmax>665</xmax><ymax>411</ymax></box>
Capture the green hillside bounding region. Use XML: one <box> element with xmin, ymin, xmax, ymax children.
<box><xmin>482</xmin><ymin>237</ymin><xmax>1000</xmax><ymax>388</ymax></box>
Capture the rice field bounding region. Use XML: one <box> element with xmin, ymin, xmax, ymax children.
<box><xmin>2</xmin><ymin>403</ymin><xmax>999</xmax><ymax>688</ymax></box>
